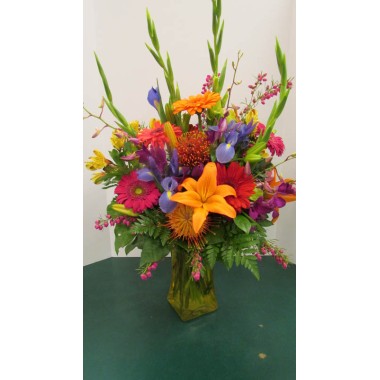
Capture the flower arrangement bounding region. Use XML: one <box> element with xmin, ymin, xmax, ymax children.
<box><xmin>84</xmin><ymin>0</ymin><xmax>295</xmax><ymax>320</ymax></box>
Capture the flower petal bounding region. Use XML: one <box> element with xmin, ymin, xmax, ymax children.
<box><xmin>203</xmin><ymin>195</ymin><xmax>237</xmax><ymax>219</ymax></box>
<box><xmin>170</xmin><ymin>191</ymin><xmax>202</xmax><ymax>208</ymax></box>
<box><xmin>192</xmin><ymin>207</ymin><xmax>209</xmax><ymax>234</ymax></box>
<box><xmin>196</xmin><ymin>162</ymin><xmax>217</xmax><ymax>201</ymax></box>
<box><xmin>216</xmin><ymin>143</ymin><xmax>235</xmax><ymax>163</ymax></box>
<box><xmin>178</xmin><ymin>177</ymin><xmax>198</xmax><ymax>192</ymax></box>
<box><xmin>137</xmin><ymin>168</ymin><xmax>155</xmax><ymax>182</ymax></box>
<box><xmin>159</xmin><ymin>192</ymin><xmax>177</xmax><ymax>213</ymax></box>
<box><xmin>214</xmin><ymin>184</ymin><xmax>236</xmax><ymax>198</ymax></box>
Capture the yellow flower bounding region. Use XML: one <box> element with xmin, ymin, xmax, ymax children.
<box><xmin>245</xmin><ymin>109</ymin><xmax>259</xmax><ymax>125</ymax></box>
<box><xmin>170</xmin><ymin>162</ymin><xmax>236</xmax><ymax>233</ymax></box>
<box><xmin>110</xmin><ymin>130</ymin><xmax>126</xmax><ymax>150</ymax></box>
<box><xmin>85</xmin><ymin>150</ymin><xmax>110</xmax><ymax>171</ymax></box>
<box><xmin>91</xmin><ymin>171</ymin><xmax>105</xmax><ymax>184</ymax></box>
<box><xmin>149</xmin><ymin>118</ymin><xmax>160</xmax><ymax>128</ymax></box>
<box><xmin>129</xmin><ymin>120</ymin><xmax>140</xmax><ymax>133</ymax></box>
<box><xmin>172</xmin><ymin>92</ymin><xmax>221</xmax><ymax>115</ymax></box>
<box><xmin>163</xmin><ymin>122</ymin><xmax>178</xmax><ymax>147</ymax></box>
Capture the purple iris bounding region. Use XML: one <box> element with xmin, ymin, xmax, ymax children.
<box><xmin>137</xmin><ymin>168</ymin><xmax>155</xmax><ymax>182</ymax></box>
<box><xmin>159</xmin><ymin>177</ymin><xmax>178</xmax><ymax>213</ymax></box>
<box><xmin>147</xmin><ymin>87</ymin><xmax>161</xmax><ymax>109</ymax></box>
<box><xmin>136</xmin><ymin>146</ymin><xmax>166</xmax><ymax>181</ymax></box>
<box><xmin>169</xmin><ymin>149</ymin><xmax>179</xmax><ymax>177</ymax></box>
<box><xmin>207</xmin><ymin>118</ymin><xmax>227</xmax><ymax>143</ymax></box>
<box><xmin>216</xmin><ymin>131</ymin><xmax>239</xmax><ymax>163</ymax></box>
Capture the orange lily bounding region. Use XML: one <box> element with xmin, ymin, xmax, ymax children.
<box><xmin>170</xmin><ymin>162</ymin><xmax>237</xmax><ymax>233</ymax></box>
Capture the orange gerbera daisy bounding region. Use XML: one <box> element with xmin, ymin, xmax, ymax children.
<box><xmin>172</xmin><ymin>91</ymin><xmax>221</xmax><ymax>115</ymax></box>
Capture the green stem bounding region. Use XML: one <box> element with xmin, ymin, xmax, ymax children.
<box><xmin>197</xmin><ymin>113</ymin><xmax>203</xmax><ymax>131</ymax></box>
<box><xmin>83</xmin><ymin>106</ymin><xmax>116</xmax><ymax>130</ymax></box>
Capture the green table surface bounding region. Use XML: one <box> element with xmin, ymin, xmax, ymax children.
<box><xmin>84</xmin><ymin>257</ymin><xmax>296</xmax><ymax>380</ymax></box>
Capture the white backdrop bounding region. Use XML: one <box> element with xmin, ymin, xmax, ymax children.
<box><xmin>83</xmin><ymin>0</ymin><xmax>296</xmax><ymax>265</ymax></box>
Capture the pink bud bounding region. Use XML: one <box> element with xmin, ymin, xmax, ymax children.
<box><xmin>98</xmin><ymin>225</ymin><xmax>103</xmax><ymax>230</ymax></box>
<box><xmin>104</xmin><ymin>222</ymin><xmax>109</xmax><ymax>227</ymax></box>
<box><xmin>140</xmin><ymin>274</ymin><xmax>148</xmax><ymax>280</ymax></box>
<box><xmin>282</xmin><ymin>262</ymin><xmax>288</xmax><ymax>269</ymax></box>
<box><xmin>106</xmin><ymin>214</ymin><xmax>111</xmax><ymax>219</ymax></box>
<box><xmin>193</xmin><ymin>272</ymin><xmax>201</xmax><ymax>282</ymax></box>
<box><xmin>110</xmin><ymin>220</ymin><xmax>115</xmax><ymax>226</ymax></box>
<box><xmin>146</xmin><ymin>271</ymin><xmax>152</xmax><ymax>278</ymax></box>
<box><xmin>256</xmin><ymin>253</ymin><xmax>262</xmax><ymax>261</ymax></box>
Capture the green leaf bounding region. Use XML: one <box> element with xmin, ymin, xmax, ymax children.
<box><xmin>145</xmin><ymin>43</ymin><xmax>164</xmax><ymax>68</ymax></box>
<box><xmin>234</xmin><ymin>215</ymin><xmax>252</xmax><ymax>234</ymax></box>
<box><xmin>94</xmin><ymin>52</ymin><xmax>113</xmax><ymax>102</ymax></box>
<box><xmin>241</xmin><ymin>255</ymin><xmax>260</xmax><ymax>280</ymax></box>
<box><xmin>216</xmin><ymin>20</ymin><xmax>224</xmax><ymax>55</ymax></box>
<box><xmin>140</xmin><ymin>238</ymin><xmax>169</xmax><ymax>265</ymax></box>
<box><xmin>258</xmin><ymin>220</ymin><xmax>274</xmax><ymax>227</ymax></box>
<box><xmin>204</xmin><ymin>246</ymin><xmax>218</xmax><ymax>269</ymax></box>
<box><xmin>207</xmin><ymin>41</ymin><xmax>216</xmax><ymax>72</ymax></box>
<box><xmin>217</xmin><ymin>59</ymin><xmax>227</xmax><ymax>92</ymax></box>
<box><xmin>114</xmin><ymin>224</ymin><xmax>136</xmax><ymax>253</ymax></box>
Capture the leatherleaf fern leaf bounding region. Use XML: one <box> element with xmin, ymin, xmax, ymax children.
<box><xmin>203</xmin><ymin>221</ymin><xmax>266</xmax><ymax>280</ymax></box>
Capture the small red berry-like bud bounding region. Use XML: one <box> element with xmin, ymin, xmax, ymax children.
<box><xmin>193</xmin><ymin>272</ymin><xmax>201</xmax><ymax>282</ymax></box>
<box><xmin>104</xmin><ymin>222</ymin><xmax>109</xmax><ymax>227</ymax></box>
<box><xmin>146</xmin><ymin>271</ymin><xmax>152</xmax><ymax>278</ymax></box>
<box><xmin>110</xmin><ymin>220</ymin><xmax>115</xmax><ymax>226</ymax></box>
<box><xmin>106</xmin><ymin>214</ymin><xmax>111</xmax><ymax>219</ymax></box>
<box><xmin>140</xmin><ymin>274</ymin><xmax>148</xmax><ymax>280</ymax></box>
<box><xmin>95</xmin><ymin>220</ymin><xmax>100</xmax><ymax>225</ymax></box>
<box><xmin>282</xmin><ymin>262</ymin><xmax>288</xmax><ymax>269</ymax></box>
<box><xmin>98</xmin><ymin>225</ymin><xmax>103</xmax><ymax>230</ymax></box>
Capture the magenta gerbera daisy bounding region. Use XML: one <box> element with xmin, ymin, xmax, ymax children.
<box><xmin>114</xmin><ymin>171</ymin><xmax>160</xmax><ymax>213</ymax></box>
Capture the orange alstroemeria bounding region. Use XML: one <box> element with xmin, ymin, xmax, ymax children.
<box><xmin>170</xmin><ymin>162</ymin><xmax>237</xmax><ymax>233</ymax></box>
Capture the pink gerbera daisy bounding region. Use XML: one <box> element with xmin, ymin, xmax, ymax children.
<box><xmin>115</xmin><ymin>171</ymin><xmax>160</xmax><ymax>213</ymax></box>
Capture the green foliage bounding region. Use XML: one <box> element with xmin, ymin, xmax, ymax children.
<box><xmin>93</xmin><ymin>53</ymin><xmax>136</xmax><ymax>137</ymax></box>
<box><xmin>234</xmin><ymin>214</ymin><xmax>252</xmax><ymax>234</ymax></box>
<box><xmin>262</xmin><ymin>38</ymin><xmax>291</xmax><ymax>139</ymax></box>
<box><xmin>203</xmin><ymin>220</ymin><xmax>267</xmax><ymax>278</ymax></box>
<box><xmin>240</xmin><ymin>255</ymin><xmax>260</xmax><ymax>280</ymax></box>
<box><xmin>130</xmin><ymin>208</ymin><xmax>167</xmax><ymax>240</ymax></box>
<box><xmin>139</xmin><ymin>237</ymin><xmax>170</xmax><ymax>266</ymax></box>
<box><xmin>114</xmin><ymin>224</ymin><xmax>136</xmax><ymax>253</ymax></box>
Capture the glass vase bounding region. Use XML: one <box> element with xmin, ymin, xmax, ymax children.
<box><xmin>167</xmin><ymin>247</ymin><xmax>218</xmax><ymax>321</ymax></box>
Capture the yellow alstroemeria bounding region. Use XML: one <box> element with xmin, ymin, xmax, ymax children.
<box><xmin>129</xmin><ymin>120</ymin><xmax>140</xmax><ymax>133</ymax></box>
<box><xmin>245</xmin><ymin>109</ymin><xmax>259</xmax><ymax>125</ymax></box>
<box><xmin>85</xmin><ymin>150</ymin><xmax>111</xmax><ymax>171</ymax></box>
<box><xmin>91</xmin><ymin>171</ymin><xmax>105</xmax><ymax>184</ymax></box>
<box><xmin>110</xmin><ymin>130</ymin><xmax>126</xmax><ymax>150</ymax></box>
<box><xmin>170</xmin><ymin>162</ymin><xmax>237</xmax><ymax>233</ymax></box>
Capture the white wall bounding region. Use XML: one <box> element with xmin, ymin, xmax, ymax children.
<box><xmin>83</xmin><ymin>0</ymin><xmax>296</xmax><ymax>264</ymax></box>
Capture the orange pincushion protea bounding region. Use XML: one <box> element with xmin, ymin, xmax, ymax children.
<box><xmin>167</xmin><ymin>204</ymin><xmax>208</xmax><ymax>248</ymax></box>
<box><xmin>172</xmin><ymin>91</ymin><xmax>221</xmax><ymax>115</ymax></box>
<box><xmin>176</xmin><ymin>130</ymin><xmax>210</xmax><ymax>168</ymax></box>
